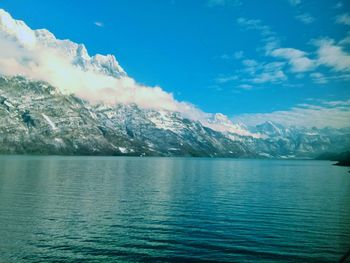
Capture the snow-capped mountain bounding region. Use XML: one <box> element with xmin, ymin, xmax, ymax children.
<box><xmin>0</xmin><ymin>8</ymin><xmax>256</xmax><ymax>136</ymax></box>
<box><xmin>0</xmin><ymin>9</ymin><xmax>349</xmax><ymax>157</ymax></box>
<box><xmin>254</xmin><ymin>121</ymin><xmax>285</xmax><ymax>137</ymax></box>
<box><xmin>0</xmin><ymin>9</ymin><xmax>126</xmax><ymax>78</ymax></box>
<box><xmin>0</xmin><ymin>76</ymin><xmax>251</xmax><ymax>156</ymax></box>
<box><xmin>1</xmin><ymin>75</ymin><xmax>349</xmax><ymax>157</ymax></box>
<box><xmin>205</xmin><ymin>113</ymin><xmax>262</xmax><ymax>139</ymax></box>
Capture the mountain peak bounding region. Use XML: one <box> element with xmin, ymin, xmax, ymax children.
<box><xmin>0</xmin><ymin>8</ymin><xmax>126</xmax><ymax>78</ymax></box>
<box><xmin>0</xmin><ymin>9</ymin><xmax>37</xmax><ymax>48</ymax></box>
<box><xmin>255</xmin><ymin>121</ymin><xmax>285</xmax><ymax>136</ymax></box>
<box><xmin>35</xmin><ymin>29</ymin><xmax>56</xmax><ymax>40</ymax></box>
<box><xmin>205</xmin><ymin>113</ymin><xmax>262</xmax><ymax>138</ymax></box>
<box><xmin>91</xmin><ymin>54</ymin><xmax>126</xmax><ymax>77</ymax></box>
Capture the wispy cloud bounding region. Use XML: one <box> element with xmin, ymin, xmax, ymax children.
<box><xmin>315</xmin><ymin>38</ymin><xmax>350</xmax><ymax>71</ymax></box>
<box><xmin>236</xmin><ymin>14</ymin><xmax>350</xmax><ymax>84</ymax></box>
<box><xmin>288</xmin><ymin>0</ymin><xmax>301</xmax><ymax>6</ymax></box>
<box><xmin>238</xmin><ymin>84</ymin><xmax>253</xmax><ymax>90</ymax></box>
<box><xmin>334</xmin><ymin>2</ymin><xmax>343</xmax><ymax>9</ymax></box>
<box><xmin>295</xmin><ymin>13</ymin><xmax>315</xmax><ymax>24</ymax></box>
<box><xmin>250</xmin><ymin>68</ymin><xmax>287</xmax><ymax>84</ymax></box>
<box><xmin>0</xmin><ymin>9</ymin><xmax>210</xmax><ymax>120</ymax></box>
<box><xmin>310</xmin><ymin>72</ymin><xmax>350</xmax><ymax>84</ymax></box>
<box><xmin>234</xmin><ymin>51</ymin><xmax>244</xmax><ymax>59</ymax></box>
<box><xmin>207</xmin><ymin>0</ymin><xmax>241</xmax><ymax>7</ymax></box>
<box><xmin>237</xmin><ymin>17</ymin><xmax>274</xmax><ymax>36</ymax></box>
<box><xmin>270</xmin><ymin>48</ymin><xmax>316</xmax><ymax>72</ymax></box>
<box><xmin>228</xmin><ymin>19</ymin><xmax>294</xmax><ymax>85</ymax></box>
<box><xmin>237</xmin><ymin>17</ymin><xmax>279</xmax><ymax>52</ymax></box>
<box><xmin>339</xmin><ymin>34</ymin><xmax>350</xmax><ymax>45</ymax></box>
<box><xmin>94</xmin><ymin>21</ymin><xmax>104</xmax><ymax>27</ymax></box>
<box><xmin>241</xmin><ymin>60</ymin><xmax>287</xmax><ymax>84</ymax></box>
<box><xmin>215</xmin><ymin>75</ymin><xmax>238</xmax><ymax>84</ymax></box>
<box><xmin>219</xmin><ymin>50</ymin><xmax>244</xmax><ymax>60</ymax></box>
<box><xmin>236</xmin><ymin>100</ymin><xmax>350</xmax><ymax>128</ymax></box>
<box><xmin>310</xmin><ymin>72</ymin><xmax>327</xmax><ymax>84</ymax></box>
<box><xmin>335</xmin><ymin>13</ymin><xmax>350</xmax><ymax>26</ymax></box>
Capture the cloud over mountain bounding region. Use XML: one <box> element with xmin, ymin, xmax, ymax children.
<box><xmin>0</xmin><ymin>8</ymin><xmax>349</xmax><ymax>131</ymax></box>
<box><xmin>0</xmin><ymin>9</ymin><xmax>193</xmax><ymax>114</ymax></box>
<box><xmin>236</xmin><ymin>100</ymin><xmax>350</xmax><ymax>128</ymax></box>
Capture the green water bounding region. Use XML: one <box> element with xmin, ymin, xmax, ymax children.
<box><xmin>0</xmin><ymin>156</ymin><xmax>349</xmax><ymax>262</ymax></box>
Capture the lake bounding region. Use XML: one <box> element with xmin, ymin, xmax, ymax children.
<box><xmin>0</xmin><ymin>156</ymin><xmax>349</xmax><ymax>262</ymax></box>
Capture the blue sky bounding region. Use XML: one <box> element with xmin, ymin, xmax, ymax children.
<box><xmin>0</xmin><ymin>0</ymin><xmax>349</xmax><ymax>124</ymax></box>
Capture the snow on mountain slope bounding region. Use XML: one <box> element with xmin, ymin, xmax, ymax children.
<box><xmin>0</xmin><ymin>8</ymin><xmax>189</xmax><ymax>113</ymax></box>
<box><xmin>1</xmin><ymin>8</ymin><xmax>349</xmax><ymax>157</ymax></box>
<box><xmin>0</xmin><ymin>9</ymin><xmax>125</xmax><ymax>78</ymax></box>
<box><xmin>0</xmin><ymin>8</ymin><xmax>258</xmax><ymax>137</ymax></box>
<box><xmin>1</xmin><ymin>76</ymin><xmax>349</xmax><ymax>157</ymax></box>
<box><xmin>34</xmin><ymin>29</ymin><xmax>126</xmax><ymax>78</ymax></box>
<box><xmin>0</xmin><ymin>9</ymin><xmax>37</xmax><ymax>48</ymax></box>
<box><xmin>254</xmin><ymin>121</ymin><xmax>285</xmax><ymax>137</ymax></box>
<box><xmin>0</xmin><ymin>76</ymin><xmax>255</xmax><ymax>156</ymax></box>
<box><xmin>205</xmin><ymin>113</ymin><xmax>262</xmax><ymax>139</ymax></box>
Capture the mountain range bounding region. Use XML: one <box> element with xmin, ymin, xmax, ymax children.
<box><xmin>1</xmin><ymin>75</ymin><xmax>349</xmax><ymax>157</ymax></box>
<box><xmin>0</xmin><ymin>9</ymin><xmax>349</xmax><ymax>158</ymax></box>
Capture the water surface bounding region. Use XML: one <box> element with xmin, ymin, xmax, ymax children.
<box><xmin>0</xmin><ymin>156</ymin><xmax>349</xmax><ymax>262</ymax></box>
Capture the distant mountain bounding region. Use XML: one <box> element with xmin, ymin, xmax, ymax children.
<box><xmin>1</xmin><ymin>75</ymin><xmax>349</xmax><ymax>157</ymax></box>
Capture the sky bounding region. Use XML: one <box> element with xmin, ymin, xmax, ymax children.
<box><xmin>0</xmin><ymin>0</ymin><xmax>349</xmax><ymax>127</ymax></box>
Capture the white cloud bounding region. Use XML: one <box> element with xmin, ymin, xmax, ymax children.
<box><xmin>94</xmin><ymin>21</ymin><xmax>104</xmax><ymax>27</ymax></box>
<box><xmin>235</xmin><ymin>15</ymin><xmax>350</xmax><ymax>86</ymax></box>
<box><xmin>310</xmin><ymin>72</ymin><xmax>327</xmax><ymax>84</ymax></box>
<box><xmin>0</xmin><ymin>9</ymin><xmax>210</xmax><ymax>121</ymax></box>
<box><xmin>0</xmin><ymin>34</ymin><xmax>179</xmax><ymax>110</ymax></box>
<box><xmin>241</xmin><ymin>59</ymin><xmax>287</xmax><ymax>84</ymax></box>
<box><xmin>270</xmin><ymin>48</ymin><xmax>316</xmax><ymax>72</ymax></box>
<box><xmin>310</xmin><ymin>72</ymin><xmax>350</xmax><ymax>84</ymax></box>
<box><xmin>251</xmin><ymin>70</ymin><xmax>287</xmax><ymax>84</ymax></box>
<box><xmin>335</xmin><ymin>13</ymin><xmax>350</xmax><ymax>26</ymax></box>
<box><xmin>315</xmin><ymin>38</ymin><xmax>350</xmax><ymax>71</ymax></box>
<box><xmin>236</xmin><ymin>100</ymin><xmax>350</xmax><ymax>128</ymax></box>
<box><xmin>3</xmin><ymin>9</ymin><xmax>349</xmax><ymax>132</ymax></box>
<box><xmin>295</xmin><ymin>13</ymin><xmax>315</xmax><ymax>24</ymax></box>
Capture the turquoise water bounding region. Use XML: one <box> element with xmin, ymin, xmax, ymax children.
<box><xmin>0</xmin><ymin>156</ymin><xmax>349</xmax><ymax>262</ymax></box>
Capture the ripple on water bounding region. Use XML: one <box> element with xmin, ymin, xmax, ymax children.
<box><xmin>0</xmin><ymin>157</ymin><xmax>349</xmax><ymax>262</ymax></box>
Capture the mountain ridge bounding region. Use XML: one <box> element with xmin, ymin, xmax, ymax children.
<box><xmin>1</xmin><ymin>8</ymin><xmax>349</xmax><ymax>157</ymax></box>
<box><xmin>1</xmin><ymin>75</ymin><xmax>349</xmax><ymax>157</ymax></box>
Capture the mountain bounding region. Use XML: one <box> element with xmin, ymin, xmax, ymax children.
<box><xmin>0</xmin><ymin>9</ymin><xmax>126</xmax><ymax>78</ymax></box>
<box><xmin>1</xmin><ymin>75</ymin><xmax>349</xmax><ymax>157</ymax></box>
<box><xmin>0</xmin><ymin>9</ymin><xmax>349</xmax><ymax>157</ymax></box>
<box><xmin>0</xmin><ymin>76</ymin><xmax>250</xmax><ymax>156</ymax></box>
<box><xmin>35</xmin><ymin>29</ymin><xmax>126</xmax><ymax>78</ymax></box>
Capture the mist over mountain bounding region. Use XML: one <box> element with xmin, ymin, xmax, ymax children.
<box><xmin>1</xmin><ymin>75</ymin><xmax>349</xmax><ymax>157</ymax></box>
